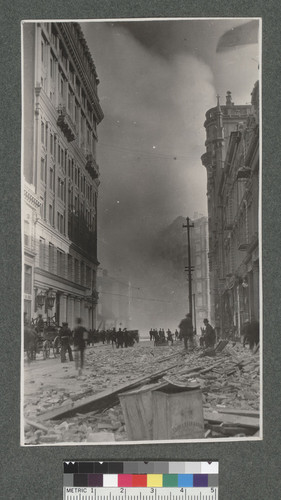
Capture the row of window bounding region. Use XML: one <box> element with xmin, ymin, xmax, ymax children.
<box><xmin>40</xmin><ymin>72</ymin><xmax>97</xmax><ymax>153</ymax></box>
<box><xmin>35</xmin><ymin>184</ymin><xmax>96</xmax><ymax>236</ymax></box>
<box><xmin>46</xmin><ymin>22</ymin><xmax>98</xmax><ymax>94</ymax></box>
<box><xmin>41</xmin><ymin>29</ymin><xmax>97</xmax><ymax>134</ymax></box>
<box><xmin>38</xmin><ymin>238</ymin><xmax>95</xmax><ymax>287</ymax></box>
<box><xmin>40</xmin><ymin>154</ymin><xmax>96</xmax><ymax>204</ymax></box>
<box><xmin>41</xmin><ymin>126</ymin><xmax>97</xmax><ymax>201</ymax></box>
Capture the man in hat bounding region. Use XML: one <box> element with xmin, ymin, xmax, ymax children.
<box><xmin>59</xmin><ymin>321</ymin><xmax>73</xmax><ymax>363</ymax></box>
<box><xmin>203</xmin><ymin>318</ymin><xmax>216</xmax><ymax>348</ymax></box>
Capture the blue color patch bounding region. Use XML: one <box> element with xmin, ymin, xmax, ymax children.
<box><xmin>178</xmin><ymin>474</ymin><xmax>193</xmax><ymax>487</ymax></box>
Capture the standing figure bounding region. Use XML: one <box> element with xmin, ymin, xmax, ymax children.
<box><xmin>123</xmin><ymin>328</ymin><xmax>129</xmax><ymax>348</ymax></box>
<box><xmin>59</xmin><ymin>322</ymin><xmax>73</xmax><ymax>363</ymax></box>
<box><xmin>203</xmin><ymin>318</ymin><xmax>216</xmax><ymax>348</ymax></box>
<box><xmin>73</xmin><ymin>317</ymin><xmax>87</xmax><ymax>375</ymax></box>
<box><xmin>36</xmin><ymin>314</ymin><xmax>44</xmax><ymax>337</ymax></box>
<box><xmin>167</xmin><ymin>329</ymin><xmax>173</xmax><ymax>345</ymax></box>
<box><xmin>243</xmin><ymin>319</ymin><xmax>259</xmax><ymax>350</ymax></box>
<box><xmin>24</xmin><ymin>315</ymin><xmax>37</xmax><ymax>362</ymax></box>
<box><xmin>111</xmin><ymin>327</ymin><xmax>117</xmax><ymax>347</ymax></box>
<box><xmin>178</xmin><ymin>313</ymin><xmax>193</xmax><ymax>351</ymax></box>
<box><xmin>117</xmin><ymin>328</ymin><xmax>124</xmax><ymax>348</ymax></box>
<box><xmin>199</xmin><ymin>326</ymin><xmax>205</xmax><ymax>347</ymax></box>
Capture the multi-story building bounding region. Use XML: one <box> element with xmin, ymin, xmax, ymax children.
<box><xmin>23</xmin><ymin>22</ymin><xmax>103</xmax><ymax>329</ymax></box>
<box><xmin>201</xmin><ymin>85</ymin><xmax>259</xmax><ymax>337</ymax></box>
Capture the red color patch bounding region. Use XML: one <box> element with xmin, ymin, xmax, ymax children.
<box><xmin>132</xmin><ymin>475</ymin><xmax>147</xmax><ymax>487</ymax></box>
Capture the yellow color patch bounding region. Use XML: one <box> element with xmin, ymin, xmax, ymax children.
<box><xmin>147</xmin><ymin>474</ymin><xmax>163</xmax><ymax>487</ymax></box>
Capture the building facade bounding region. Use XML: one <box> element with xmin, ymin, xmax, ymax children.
<box><xmin>23</xmin><ymin>22</ymin><xmax>103</xmax><ymax>329</ymax></box>
<box><xmin>201</xmin><ymin>86</ymin><xmax>259</xmax><ymax>338</ymax></box>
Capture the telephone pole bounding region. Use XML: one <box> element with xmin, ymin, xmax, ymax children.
<box><xmin>183</xmin><ymin>216</ymin><xmax>194</xmax><ymax>326</ymax></box>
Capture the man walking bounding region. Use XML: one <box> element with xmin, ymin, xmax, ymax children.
<box><xmin>178</xmin><ymin>313</ymin><xmax>193</xmax><ymax>351</ymax></box>
<box><xmin>59</xmin><ymin>322</ymin><xmax>73</xmax><ymax>363</ymax></box>
<box><xmin>203</xmin><ymin>318</ymin><xmax>216</xmax><ymax>348</ymax></box>
<box><xmin>73</xmin><ymin>317</ymin><xmax>87</xmax><ymax>375</ymax></box>
<box><xmin>243</xmin><ymin>318</ymin><xmax>259</xmax><ymax>351</ymax></box>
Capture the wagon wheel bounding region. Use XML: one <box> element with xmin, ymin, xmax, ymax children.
<box><xmin>42</xmin><ymin>340</ymin><xmax>51</xmax><ymax>359</ymax></box>
<box><xmin>53</xmin><ymin>336</ymin><xmax>61</xmax><ymax>358</ymax></box>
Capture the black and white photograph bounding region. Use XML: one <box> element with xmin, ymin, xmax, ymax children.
<box><xmin>22</xmin><ymin>18</ymin><xmax>261</xmax><ymax>446</ymax></box>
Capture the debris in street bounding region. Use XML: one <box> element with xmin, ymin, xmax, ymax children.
<box><xmin>23</xmin><ymin>341</ymin><xmax>260</xmax><ymax>444</ymax></box>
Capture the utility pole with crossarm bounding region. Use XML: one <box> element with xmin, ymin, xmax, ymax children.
<box><xmin>183</xmin><ymin>216</ymin><xmax>194</xmax><ymax>327</ymax></box>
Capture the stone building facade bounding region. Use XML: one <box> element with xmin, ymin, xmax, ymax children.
<box><xmin>201</xmin><ymin>85</ymin><xmax>259</xmax><ymax>338</ymax></box>
<box><xmin>23</xmin><ymin>22</ymin><xmax>103</xmax><ymax>329</ymax></box>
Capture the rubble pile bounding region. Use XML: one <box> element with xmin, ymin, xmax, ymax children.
<box><xmin>169</xmin><ymin>343</ymin><xmax>260</xmax><ymax>411</ymax></box>
<box><xmin>24</xmin><ymin>343</ymin><xmax>182</xmax><ymax>444</ymax></box>
<box><xmin>24</xmin><ymin>342</ymin><xmax>260</xmax><ymax>444</ymax></box>
<box><xmin>165</xmin><ymin>343</ymin><xmax>260</xmax><ymax>437</ymax></box>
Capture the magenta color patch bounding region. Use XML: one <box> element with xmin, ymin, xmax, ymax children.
<box><xmin>118</xmin><ymin>474</ymin><xmax>133</xmax><ymax>487</ymax></box>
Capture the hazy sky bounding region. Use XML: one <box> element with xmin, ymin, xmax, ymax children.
<box><xmin>81</xmin><ymin>19</ymin><xmax>259</xmax><ymax>327</ymax></box>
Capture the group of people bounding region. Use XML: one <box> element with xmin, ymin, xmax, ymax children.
<box><xmin>149</xmin><ymin>328</ymin><xmax>174</xmax><ymax>344</ymax></box>
<box><xmin>149</xmin><ymin>316</ymin><xmax>216</xmax><ymax>351</ymax></box>
<box><xmin>177</xmin><ymin>312</ymin><xmax>259</xmax><ymax>352</ymax></box>
<box><xmin>91</xmin><ymin>328</ymin><xmax>139</xmax><ymax>348</ymax></box>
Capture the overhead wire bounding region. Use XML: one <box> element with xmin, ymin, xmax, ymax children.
<box><xmin>98</xmin><ymin>141</ymin><xmax>192</xmax><ymax>161</ymax></box>
<box><xmin>99</xmin><ymin>290</ymin><xmax>172</xmax><ymax>303</ymax></box>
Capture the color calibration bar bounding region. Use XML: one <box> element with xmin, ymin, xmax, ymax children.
<box><xmin>63</xmin><ymin>462</ymin><xmax>218</xmax><ymax>499</ymax></box>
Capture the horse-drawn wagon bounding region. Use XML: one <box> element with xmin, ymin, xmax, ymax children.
<box><xmin>24</xmin><ymin>317</ymin><xmax>61</xmax><ymax>360</ymax></box>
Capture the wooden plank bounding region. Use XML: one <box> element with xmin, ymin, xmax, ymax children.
<box><xmin>217</xmin><ymin>408</ymin><xmax>259</xmax><ymax>418</ymax></box>
<box><xmin>38</xmin><ymin>363</ymin><xmax>179</xmax><ymax>421</ymax></box>
<box><xmin>207</xmin><ymin>424</ymin><xmax>253</xmax><ymax>436</ymax></box>
<box><xmin>200</xmin><ymin>360</ymin><xmax>226</xmax><ymax>374</ymax></box>
<box><xmin>25</xmin><ymin>418</ymin><xmax>49</xmax><ymax>432</ymax></box>
<box><xmin>156</xmin><ymin>351</ymin><xmax>185</xmax><ymax>363</ymax></box>
<box><xmin>215</xmin><ymin>340</ymin><xmax>229</xmax><ymax>352</ymax></box>
<box><xmin>204</xmin><ymin>410</ymin><xmax>259</xmax><ymax>428</ymax></box>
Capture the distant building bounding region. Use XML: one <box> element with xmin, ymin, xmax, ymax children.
<box><xmin>201</xmin><ymin>86</ymin><xmax>259</xmax><ymax>337</ymax></box>
<box><xmin>23</xmin><ymin>22</ymin><xmax>103</xmax><ymax>329</ymax></box>
<box><xmin>97</xmin><ymin>270</ymin><xmax>131</xmax><ymax>330</ymax></box>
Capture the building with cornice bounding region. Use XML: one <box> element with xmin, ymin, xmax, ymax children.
<box><xmin>201</xmin><ymin>87</ymin><xmax>259</xmax><ymax>338</ymax></box>
<box><xmin>23</xmin><ymin>22</ymin><xmax>103</xmax><ymax>329</ymax></box>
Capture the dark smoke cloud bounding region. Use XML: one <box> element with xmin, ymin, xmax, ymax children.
<box><xmin>81</xmin><ymin>20</ymin><xmax>259</xmax><ymax>333</ymax></box>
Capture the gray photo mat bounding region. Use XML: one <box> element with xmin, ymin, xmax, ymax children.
<box><xmin>1</xmin><ymin>1</ymin><xmax>280</xmax><ymax>499</ymax></box>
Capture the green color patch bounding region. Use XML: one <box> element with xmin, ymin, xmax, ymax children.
<box><xmin>163</xmin><ymin>474</ymin><xmax>178</xmax><ymax>487</ymax></box>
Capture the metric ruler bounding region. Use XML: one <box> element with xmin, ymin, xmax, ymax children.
<box><xmin>63</xmin><ymin>462</ymin><xmax>218</xmax><ymax>500</ymax></box>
